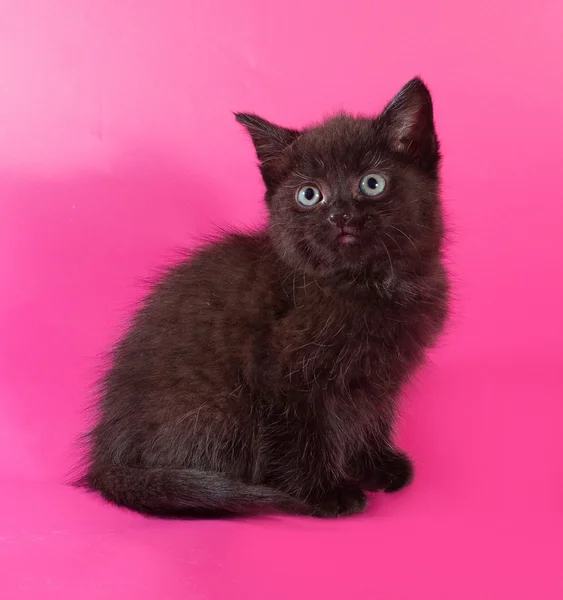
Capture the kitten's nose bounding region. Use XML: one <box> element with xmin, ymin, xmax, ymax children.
<box><xmin>328</xmin><ymin>212</ymin><xmax>351</xmax><ymax>228</ymax></box>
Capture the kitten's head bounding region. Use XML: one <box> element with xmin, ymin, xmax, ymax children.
<box><xmin>237</xmin><ymin>78</ymin><xmax>444</xmax><ymax>278</ymax></box>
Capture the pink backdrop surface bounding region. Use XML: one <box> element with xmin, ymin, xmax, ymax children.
<box><xmin>1</xmin><ymin>1</ymin><xmax>562</xmax><ymax>598</ymax></box>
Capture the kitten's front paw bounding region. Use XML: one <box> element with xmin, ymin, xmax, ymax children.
<box><xmin>311</xmin><ymin>486</ymin><xmax>367</xmax><ymax>518</ymax></box>
<box><xmin>362</xmin><ymin>451</ymin><xmax>413</xmax><ymax>493</ymax></box>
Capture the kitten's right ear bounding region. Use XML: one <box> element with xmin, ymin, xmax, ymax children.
<box><xmin>235</xmin><ymin>113</ymin><xmax>299</xmax><ymax>188</ymax></box>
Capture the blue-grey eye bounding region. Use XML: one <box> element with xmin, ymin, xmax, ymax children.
<box><xmin>296</xmin><ymin>185</ymin><xmax>323</xmax><ymax>207</ymax></box>
<box><xmin>359</xmin><ymin>174</ymin><xmax>386</xmax><ymax>197</ymax></box>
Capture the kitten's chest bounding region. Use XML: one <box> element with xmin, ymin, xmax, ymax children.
<box><xmin>273</xmin><ymin>288</ymin><xmax>411</xmax><ymax>389</ymax></box>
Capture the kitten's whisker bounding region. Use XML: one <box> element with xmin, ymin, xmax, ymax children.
<box><xmin>384</xmin><ymin>232</ymin><xmax>405</xmax><ymax>262</ymax></box>
<box><xmin>380</xmin><ymin>239</ymin><xmax>395</xmax><ymax>279</ymax></box>
<box><xmin>390</xmin><ymin>225</ymin><xmax>419</xmax><ymax>255</ymax></box>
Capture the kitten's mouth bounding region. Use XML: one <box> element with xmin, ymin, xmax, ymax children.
<box><xmin>336</xmin><ymin>226</ymin><xmax>361</xmax><ymax>245</ymax></box>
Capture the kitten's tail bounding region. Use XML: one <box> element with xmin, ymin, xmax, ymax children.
<box><xmin>81</xmin><ymin>465</ymin><xmax>310</xmax><ymax>517</ymax></box>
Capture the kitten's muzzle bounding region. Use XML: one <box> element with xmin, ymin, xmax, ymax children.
<box><xmin>328</xmin><ymin>211</ymin><xmax>364</xmax><ymax>244</ymax></box>
<box><xmin>336</xmin><ymin>224</ymin><xmax>362</xmax><ymax>245</ymax></box>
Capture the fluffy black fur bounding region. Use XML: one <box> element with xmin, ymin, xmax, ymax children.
<box><xmin>80</xmin><ymin>78</ymin><xmax>449</xmax><ymax>518</ymax></box>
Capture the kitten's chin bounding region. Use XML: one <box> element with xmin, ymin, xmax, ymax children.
<box><xmin>336</xmin><ymin>233</ymin><xmax>360</xmax><ymax>245</ymax></box>
<box><xmin>307</xmin><ymin>245</ymin><xmax>374</xmax><ymax>278</ymax></box>
<box><xmin>269</xmin><ymin>230</ymin><xmax>374</xmax><ymax>277</ymax></box>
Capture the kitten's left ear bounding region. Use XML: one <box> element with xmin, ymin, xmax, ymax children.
<box><xmin>380</xmin><ymin>78</ymin><xmax>439</xmax><ymax>170</ymax></box>
<box><xmin>235</xmin><ymin>113</ymin><xmax>299</xmax><ymax>188</ymax></box>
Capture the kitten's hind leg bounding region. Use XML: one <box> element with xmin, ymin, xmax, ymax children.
<box><xmin>359</xmin><ymin>448</ymin><xmax>414</xmax><ymax>493</ymax></box>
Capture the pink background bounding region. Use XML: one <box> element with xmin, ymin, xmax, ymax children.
<box><xmin>1</xmin><ymin>1</ymin><xmax>562</xmax><ymax>598</ymax></box>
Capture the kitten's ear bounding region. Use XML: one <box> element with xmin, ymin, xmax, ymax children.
<box><xmin>235</xmin><ymin>113</ymin><xmax>299</xmax><ymax>187</ymax></box>
<box><xmin>380</xmin><ymin>78</ymin><xmax>439</xmax><ymax>170</ymax></box>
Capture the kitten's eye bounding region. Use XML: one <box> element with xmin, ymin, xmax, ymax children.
<box><xmin>359</xmin><ymin>174</ymin><xmax>386</xmax><ymax>197</ymax></box>
<box><xmin>296</xmin><ymin>185</ymin><xmax>323</xmax><ymax>207</ymax></box>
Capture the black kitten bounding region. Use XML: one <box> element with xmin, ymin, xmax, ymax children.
<box><xmin>80</xmin><ymin>78</ymin><xmax>449</xmax><ymax>518</ymax></box>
